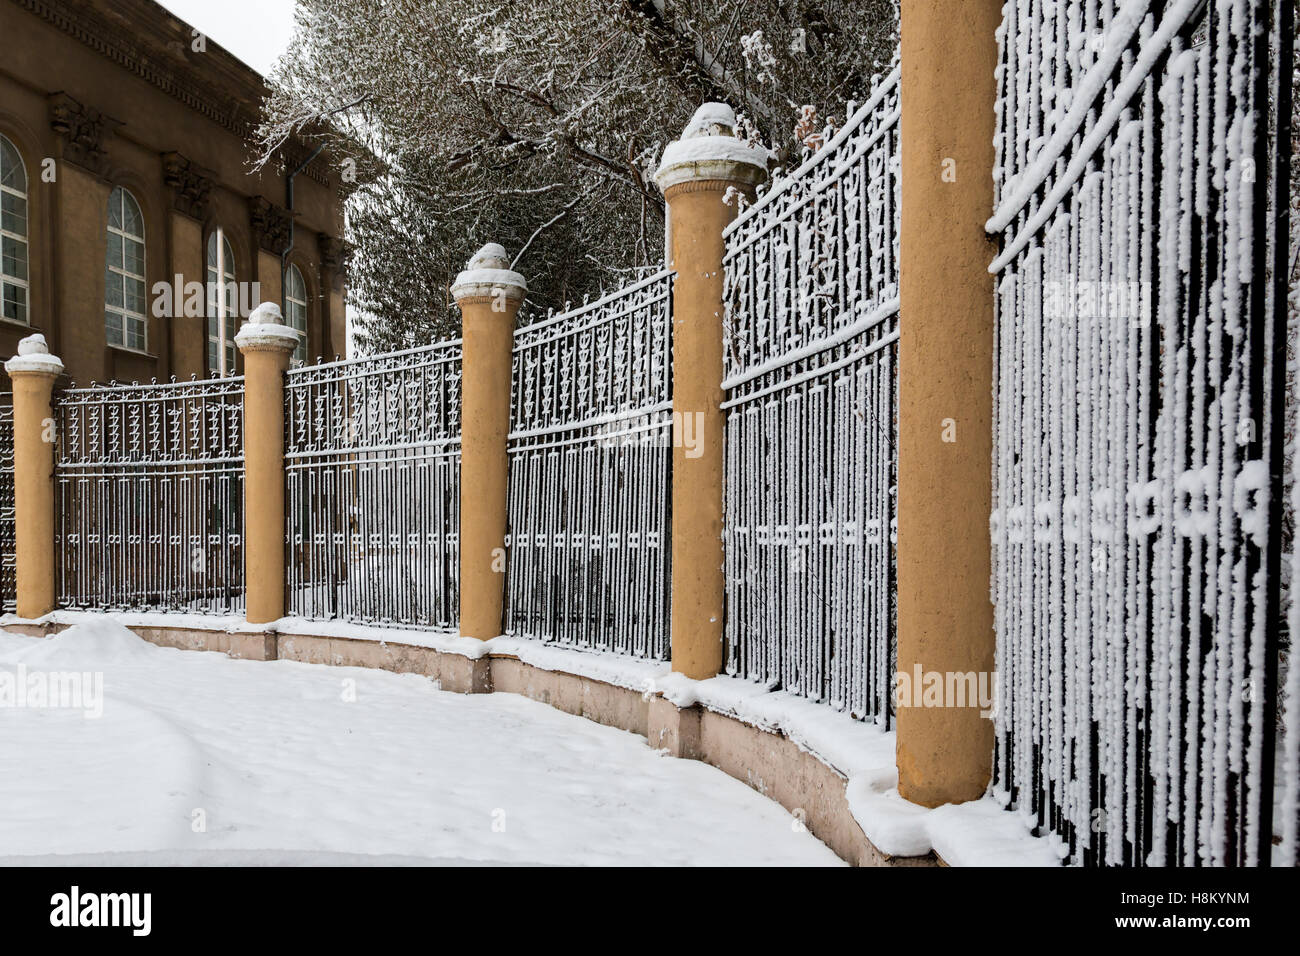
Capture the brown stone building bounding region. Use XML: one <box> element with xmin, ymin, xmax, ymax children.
<box><xmin>0</xmin><ymin>0</ymin><xmax>346</xmax><ymax>387</ymax></box>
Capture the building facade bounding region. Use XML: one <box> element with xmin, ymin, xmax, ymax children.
<box><xmin>0</xmin><ymin>0</ymin><xmax>346</xmax><ymax>388</ymax></box>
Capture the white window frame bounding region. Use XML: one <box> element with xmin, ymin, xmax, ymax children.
<box><xmin>0</xmin><ymin>135</ymin><xmax>30</xmax><ymax>326</ymax></box>
<box><xmin>285</xmin><ymin>263</ymin><xmax>309</xmax><ymax>365</ymax></box>
<box><xmin>105</xmin><ymin>186</ymin><xmax>147</xmax><ymax>352</ymax></box>
<box><xmin>206</xmin><ymin>229</ymin><xmax>238</xmax><ymax>376</ymax></box>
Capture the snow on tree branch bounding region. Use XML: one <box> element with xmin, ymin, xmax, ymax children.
<box><xmin>256</xmin><ymin>0</ymin><xmax>897</xmax><ymax>350</ymax></box>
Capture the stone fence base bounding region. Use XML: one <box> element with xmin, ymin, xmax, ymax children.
<box><xmin>2</xmin><ymin>618</ymin><xmax>939</xmax><ymax>867</ymax></box>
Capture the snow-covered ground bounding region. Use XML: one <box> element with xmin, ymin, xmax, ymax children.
<box><xmin>0</xmin><ymin>620</ymin><xmax>840</xmax><ymax>866</ymax></box>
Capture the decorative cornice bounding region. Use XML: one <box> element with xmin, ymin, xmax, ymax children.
<box><xmin>47</xmin><ymin>91</ymin><xmax>121</xmax><ymax>176</ymax></box>
<box><xmin>248</xmin><ymin>196</ymin><xmax>292</xmax><ymax>256</ymax></box>
<box><xmin>453</xmin><ymin>295</ymin><xmax>518</xmax><ymax>308</ymax></box>
<box><xmin>662</xmin><ymin>179</ymin><xmax>749</xmax><ymax>197</ymax></box>
<box><xmin>161</xmin><ymin>151</ymin><xmax>214</xmax><ymax>220</ymax></box>
<box><xmin>13</xmin><ymin>0</ymin><xmax>332</xmax><ymax>187</ymax></box>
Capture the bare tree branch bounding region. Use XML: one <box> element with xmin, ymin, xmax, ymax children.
<box><xmin>512</xmin><ymin>196</ymin><xmax>583</xmax><ymax>269</ymax></box>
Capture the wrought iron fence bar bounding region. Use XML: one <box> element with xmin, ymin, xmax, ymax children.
<box><xmin>722</xmin><ymin>67</ymin><xmax>900</xmax><ymax>723</ymax></box>
<box><xmin>292</xmin><ymin>339</ymin><xmax>464</xmax><ymax>375</ymax></box>
<box><xmin>722</xmin><ymin>330</ymin><xmax>899</xmax><ymax>412</ymax></box>
<box><xmin>726</xmin><ymin>65</ymin><xmax>901</xmax><ymax>237</ymax></box>
<box><xmin>507</xmin><ymin>402</ymin><xmax>673</xmax><ymax>444</ymax></box>
<box><xmin>0</xmin><ymin>393</ymin><xmax>14</xmax><ymax>613</ymax></box>
<box><xmin>57</xmin><ymin>458</ymin><xmax>247</xmax><ymax>470</ymax></box>
<box><xmin>286</xmin><ymin>356</ymin><xmax>463</xmax><ymax>390</ymax></box>
<box><xmin>283</xmin><ymin>341</ymin><xmax>463</xmax><ymax>629</ymax></box>
<box><xmin>723</xmin><ymin>299</ymin><xmax>901</xmax><ymax>396</ymax></box>
<box><xmin>508</xmin><ymin>423</ymin><xmax>673</xmax><ymax>456</ymax></box>
<box><xmin>988</xmin><ymin>0</ymin><xmax>1199</xmax><ymax>238</ymax></box>
<box><xmin>285</xmin><ymin>439</ymin><xmax>461</xmax><ymax>461</ymax></box>
<box><xmin>987</xmin><ymin>0</ymin><xmax>1283</xmax><ymax>867</ymax></box>
<box><xmin>514</xmin><ymin>294</ymin><xmax>673</xmax><ymax>353</ymax></box>
<box><xmin>57</xmin><ymin>376</ymin><xmax>247</xmax><ymax>396</ymax></box>
<box><xmin>513</xmin><ymin>268</ymin><xmax>673</xmax><ymax>341</ymax></box>
<box><xmin>504</xmin><ymin>269</ymin><xmax>673</xmax><ymax>658</ymax></box>
<box><xmin>726</xmin><ymin>115</ymin><xmax>900</xmax><ymax>250</ymax></box>
<box><xmin>53</xmin><ymin>376</ymin><xmax>245</xmax><ymax>614</ymax></box>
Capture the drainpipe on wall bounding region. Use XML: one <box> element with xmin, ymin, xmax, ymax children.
<box><xmin>280</xmin><ymin>143</ymin><xmax>325</xmax><ymax>314</ymax></box>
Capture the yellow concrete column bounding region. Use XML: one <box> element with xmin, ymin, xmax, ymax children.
<box><xmin>655</xmin><ymin>104</ymin><xmax>767</xmax><ymax>680</ymax></box>
<box><xmin>452</xmin><ymin>244</ymin><xmax>526</xmax><ymax>640</ymax></box>
<box><xmin>235</xmin><ymin>303</ymin><xmax>299</xmax><ymax>624</ymax></box>
<box><xmin>896</xmin><ymin>0</ymin><xmax>1003</xmax><ymax>806</ymax></box>
<box><xmin>4</xmin><ymin>335</ymin><xmax>64</xmax><ymax>619</ymax></box>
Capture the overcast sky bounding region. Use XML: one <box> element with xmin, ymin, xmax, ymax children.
<box><xmin>155</xmin><ymin>0</ymin><xmax>297</xmax><ymax>77</ymax></box>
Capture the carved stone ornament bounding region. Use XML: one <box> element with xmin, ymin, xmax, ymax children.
<box><xmin>161</xmin><ymin>152</ymin><xmax>215</xmax><ymax>221</ymax></box>
<box><xmin>48</xmin><ymin>92</ymin><xmax>122</xmax><ymax>176</ymax></box>
<box><xmin>248</xmin><ymin>196</ymin><xmax>292</xmax><ymax>256</ymax></box>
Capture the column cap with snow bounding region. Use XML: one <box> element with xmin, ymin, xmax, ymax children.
<box><xmin>4</xmin><ymin>334</ymin><xmax>64</xmax><ymax>377</ymax></box>
<box><xmin>653</xmin><ymin>102</ymin><xmax>770</xmax><ymax>195</ymax></box>
<box><xmin>235</xmin><ymin>302</ymin><xmax>300</xmax><ymax>353</ymax></box>
<box><xmin>451</xmin><ymin>243</ymin><xmax>527</xmax><ymax>305</ymax></box>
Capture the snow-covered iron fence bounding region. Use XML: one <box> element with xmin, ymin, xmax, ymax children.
<box><xmin>283</xmin><ymin>342</ymin><xmax>463</xmax><ymax>628</ymax></box>
<box><xmin>988</xmin><ymin>0</ymin><xmax>1290</xmax><ymax>866</ymax></box>
<box><xmin>721</xmin><ymin>68</ymin><xmax>901</xmax><ymax>721</ymax></box>
<box><xmin>504</xmin><ymin>270</ymin><xmax>674</xmax><ymax>658</ymax></box>
<box><xmin>53</xmin><ymin>376</ymin><xmax>245</xmax><ymax>613</ymax></box>
<box><xmin>1284</xmin><ymin>390</ymin><xmax>1300</xmax><ymax>868</ymax></box>
<box><xmin>0</xmin><ymin>391</ymin><xmax>14</xmax><ymax>612</ymax></box>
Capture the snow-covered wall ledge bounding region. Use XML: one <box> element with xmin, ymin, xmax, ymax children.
<box><xmin>651</xmin><ymin>673</ymin><xmax>1059</xmax><ymax>867</ymax></box>
<box><xmin>1</xmin><ymin>610</ymin><xmax>1057</xmax><ymax>866</ymax></box>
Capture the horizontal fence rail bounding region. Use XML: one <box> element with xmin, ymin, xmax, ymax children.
<box><xmin>989</xmin><ymin>0</ymin><xmax>1287</xmax><ymax>866</ymax></box>
<box><xmin>54</xmin><ymin>376</ymin><xmax>245</xmax><ymax>613</ymax></box>
<box><xmin>504</xmin><ymin>270</ymin><xmax>673</xmax><ymax>658</ymax></box>
<box><xmin>0</xmin><ymin>392</ymin><xmax>13</xmax><ymax>612</ymax></box>
<box><xmin>284</xmin><ymin>342</ymin><xmax>463</xmax><ymax>629</ymax></box>
<box><xmin>722</xmin><ymin>67</ymin><xmax>901</xmax><ymax>722</ymax></box>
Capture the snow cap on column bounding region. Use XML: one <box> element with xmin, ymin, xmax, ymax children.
<box><xmin>4</xmin><ymin>333</ymin><xmax>64</xmax><ymax>375</ymax></box>
<box><xmin>451</xmin><ymin>242</ymin><xmax>527</xmax><ymax>303</ymax></box>
<box><xmin>654</xmin><ymin>102</ymin><xmax>771</xmax><ymax>194</ymax></box>
<box><xmin>234</xmin><ymin>301</ymin><xmax>300</xmax><ymax>352</ymax></box>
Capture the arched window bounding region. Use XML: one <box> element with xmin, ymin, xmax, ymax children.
<box><xmin>206</xmin><ymin>229</ymin><xmax>237</xmax><ymax>375</ymax></box>
<box><xmin>105</xmin><ymin>186</ymin><xmax>146</xmax><ymax>350</ymax></box>
<box><xmin>1</xmin><ymin>135</ymin><xmax>30</xmax><ymax>325</ymax></box>
<box><xmin>285</xmin><ymin>263</ymin><xmax>308</xmax><ymax>364</ymax></box>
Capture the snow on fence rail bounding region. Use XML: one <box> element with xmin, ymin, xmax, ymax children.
<box><xmin>0</xmin><ymin>391</ymin><xmax>14</xmax><ymax>612</ymax></box>
<box><xmin>283</xmin><ymin>341</ymin><xmax>463</xmax><ymax>629</ymax></box>
<box><xmin>504</xmin><ymin>270</ymin><xmax>673</xmax><ymax>658</ymax></box>
<box><xmin>53</xmin><ymin>376</ymin><xmax>245</xmax><ymax>613</ymax></box>
<box><xmin>721</xmin><ymin>67</ymin><xmax>900</xmax><ymax>722</ymax></box>
<box><xmin>988</xmin><ymin>0</ymin><xmax>1289</xmax><ymax>866</ymax></box>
